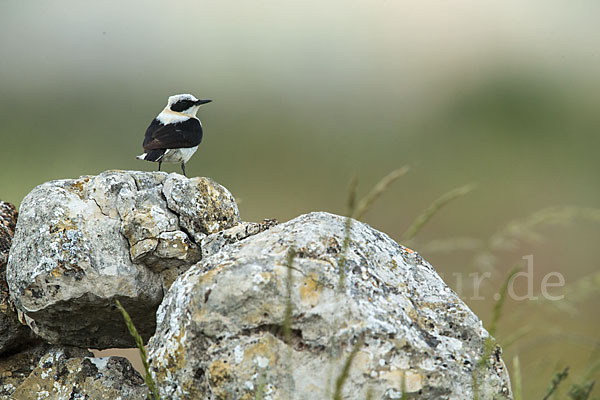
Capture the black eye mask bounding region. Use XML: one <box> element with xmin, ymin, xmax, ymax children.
<box><xmin>170</xmin><ymin>100</ymin><xmax>196</xmax><ymax>112</ymax></box>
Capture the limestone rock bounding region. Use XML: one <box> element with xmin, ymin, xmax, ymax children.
<box><xmin>160</xmin><ymin>220</ymin><xmax>278</xmax><ymax>300</ymax></box>
<box><xmin>0</xmin><ymin>201</ymin><xmax>17</xmax><ymax>266</ymax></box>
<box><xmin>0</xmin><ymin>281</ymin><xmax>42</xmax><ymax>356</ymax></box>
<box><xmin>7</xmin><ymin>170</ymin><xmax>239</xmax><ymax>349</ymax></box>
<box><xmin>148</xmin><ymin>212</ymin><xmax>511</xmax><ymax>400</ymax></box>
<box><xmin>0</xmin><ymin>343</ymin><xmax>53</xmax><ymax>399</ymax></box>
<box><xmin>201</xmin><ymin>218</ymin><xmax>279</xmax><ymax>258</ymax></box>
<box><xmin>163</xmin><ymin>174</ymin><xmax>241</xmax><ymax>243</ymax></box>
<box><xmin>10</xmin><ymin>347</ymin><xmax>147</xmax><ymax>400</ymax></box>
<box><xmin>0</xmin><ymin>200</ymin><xmax>42</xmax><ymax>355</ymax></box>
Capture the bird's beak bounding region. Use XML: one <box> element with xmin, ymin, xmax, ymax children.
<box><xmin>195</xmin><ymin>99</ymin><xmax>212</xmax><ymax>105</ymax></box>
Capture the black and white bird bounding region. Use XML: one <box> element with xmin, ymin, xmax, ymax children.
<box><xmin>137</xmin><ymin>94</ymin><xmax>212</xmax><ymax>176</ymax></box>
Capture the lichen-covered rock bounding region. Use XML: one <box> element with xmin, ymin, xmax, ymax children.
<box><xmin>10</xmin><ymin>347</ymin><xmax>147</xmax><ymax>400</ymax></box>
<box><xmin>0</xmin><ymin>343</ymin><xmax>53</xmax><ymax>399</ymax></box>
<box><xmin>0</xmin><ymin>201</ymin><xmax>17</xmax><ymax>265</ymax></box>
<box><xmin>7</xmin><ymin>170</ymin><xmax>239</xmax><ymax>349</ymax></box>
<box><xmin>0</xmin><ymin>200</ymin><xmax>42</xmax><ymax>355</ymax></box>
<box><xmin>0</xmin><ymin>280</ymin><xmax>42</xmax><ymax>357</ymax></box>
<box><xmin>148</xmin><ymin>212</ymin><xmax>511</xmax><ymax>400</ymax></box>
<box><xmin>163</xmin><ymin>174</ymin><xmax>241</xmax><ymax>243</ymax></box>
<box><xmin>200</xmin><ymin>219</ymin><xmax>278</xmax><ymax>258</ymax></box>
<box><xmin>160</xmin><ymin>220</ymin><xmax>278</xmax><ymax>303</ymax></box>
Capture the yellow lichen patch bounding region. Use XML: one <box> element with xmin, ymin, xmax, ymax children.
<box><xmin>242</xmin><ymin>334</ymin><xmax>279</xmax><ymax>367</ymax></box>
<box><xmin>404</xmin><ymin>247</ymin><xmax>415</xmax><ymax>254</ymax></box>
<box><xmin>69</xmin><ymin>178</ymin><xmax>90</xmax><ymax>199</ymax></box>
<box><xmin>154</xmin><ymin>328</ymin><xmax>188</xmax><ymax>386</ymax></box>
<box><xmin>49</xmin><ymin>217</ymin><xmax>77</xmax><ymax>234</ymax></box>
<box><xmin>258</xmin><ymin>271</ymin><xmax>272</xmax><ymax>283</ymax></box>
<box><xmin>208</xmin><ymin>359</ymin><xmax>231</xmax><ymax>386</ymax></box>
<box><xmin>380</xmin><ymin>369</ymin><xmax>424</xmax><ymax>393</ymax></box>
<box><xmin>299</xmin><ymin>273</ymin><xmax>321</xmax><ymax>305</ymax></box>
<box><xmin>198</xmin><ymin>264</ymin><xmax>227</xmax><ymax>286</ymax></box>
<box><xmin>170</xmin><ymin>330</ymin><xmax>188</xmax><ymax>371</ymax></box>
<box><xmin>50</xmin><ymin>267</ymin><xmax>63</xmax><ymax>278</ymax></box>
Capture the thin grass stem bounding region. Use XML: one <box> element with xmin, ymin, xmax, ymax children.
<box><xmin>402</xmin><ymin>184</ymin><xmax>475</xmax><ymax>242</ymax></box>
<box><xmin>489</xmin><ymin>263</ymin><xmax>522</xmax><ymax>336</ymax></box>
<box><xmin>116</xmin><ymin>300</ymin><xmax>160</xmax><ymax>400</ymax></box>
<box><xmin>333</xmin><ymin>336</ymin><xmax>364</xmax><ymax>400</ymax></box>
<box><xmin>512</xmin><ymin>356</ymin><xmax>522</xmax><ymax>400</ymax></box>
<box><xmin>338</xmin><ymin>176</ymin><xmax>357</xmax><ymax>292</ymax></box>
<box><xmin>283</xmin><ymin>247</ymin><xmax>296</xmax><ymax>395</ymax></box>
<box><xmin>354</xmin><ymin>166</ymin><xmax>409</xmax><ymax>220</ymax></box>
<box><xmin>255</xmin><ymin>368</ymin><xmax>267</xmax><ymax>400</ymax></box>
<box><xmin>283</xmin><ymin>247</ymin><xmax>296</xmax><ymax>344</ymax></box>
<box><xmin>542</xmin><ymin>367</ymin><xmax>569</xmax><ymax>400</ymax></box>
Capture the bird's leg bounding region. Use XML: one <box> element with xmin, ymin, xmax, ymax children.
<box><xmin>181</xmin><ymin>162</ymin><xmax>187</xmax><ymax>177</ymax></box>
<box><xmin>158</xmin><ymin>161</ymin><xmax>162</xmax><ymax>171</ymax></box>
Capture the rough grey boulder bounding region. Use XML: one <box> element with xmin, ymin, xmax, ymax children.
<box><xmin>8</xmin><ymin>346</ymin><xmax>147</xmax><ymax>400</ymax></box>
<box><xmin>0</xmin><ymin>200</ymin><xmax>42</xmax><ymax>355</ymax></box>
<box><xmin>7</xmin><ymin>170</ymin><xmax>240</xmax><ymax>349</ymax></box>
<box><xmin>148</xmin><ymin>212</ymin><xmax>512</xmax><ymax>400</ymax></box>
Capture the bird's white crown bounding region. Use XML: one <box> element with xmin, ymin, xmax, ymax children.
<box><xmin>166</xmin><ymin>93</ymin><xmax>199</xmax><ymax>107</ymax></box>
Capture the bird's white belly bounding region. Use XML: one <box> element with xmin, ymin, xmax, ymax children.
<box><xmin>162</xmin><ymin>146</ymin><xmax>198</xmax><ymax>163</ymax></box>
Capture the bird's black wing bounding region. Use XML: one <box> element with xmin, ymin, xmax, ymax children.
<box><xmin>143</xmin><ymin>118</ymin><xmax>203</xmax><ymax>151</ymax></box>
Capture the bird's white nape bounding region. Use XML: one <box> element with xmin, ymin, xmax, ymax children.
<box><xmin>156</xmin><ymin>110</ymin><xmax>194</xmax><ymax>124</ymax></box>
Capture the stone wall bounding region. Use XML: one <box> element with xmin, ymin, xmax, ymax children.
<box><xmin>1</xmin><ymin>171</ymin><xmax>512</xmax><ymax>399</ymax></box>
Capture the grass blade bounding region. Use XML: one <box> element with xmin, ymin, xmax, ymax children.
<box><xmin>401</xmin><ymin>373</ymin><xmax>408</xmax><ymax>400</ymax></box>
<box><xmin>542</xmin><ymin>367</ymin><xmax>569</xmax><ymax>400</ymax></box>
<box><xmin>333</xmin><ymin>336</ymin><xmax>364</xmax><ymax>400</ymax></box>
<box><xmin>338</xmin><ymin>176</ymin><xmax>357</xmax><ymax>292</ymax></box>
<box><xmin>354</xmin><ymin>166</ymin><xmax>409</xmax><ymax>220</ymax></box>
<box><xmin>512</xmin><ymin>356</ymin><xmax>522</xmax><ymax>400</ymax></box>
<box><xmin>402</xmin><ymin>184</ymin><xmax>475</xmax><ymax>242</ymax></box>
<box><xmin>115</xmin><ymin>300</ymin><xmax>160</xmax><ymax>400</ymax></box>
<box><xmin>283</xmin><ymin>247</ymin><xmax>296</xmax><ymax>394</ymax></box>
<box><xmin>473</xmin><ymin>263</ymin><xmax>521</xmax><ymax>398</ymax></box>
<box><xmin>490</xmin><ymin>206</ymin><xmax>600</xmax><ymax>251</ymax></box>
<box><xmin>255</xmin><ymin>368</ymin><xmax>267</xmax><ymax>400</ymax></box>
<box><xmin>568</xmin><ymin>380</ymin><xmax>596</xmax><ymax>400</ymax></box>
<box><xmin>489</xmin><ymin>262</ymin><xmax>522</xmax><ymax>337</ymax></box>
<box><xmin>283</xmin><ymin>247</ymin><xmax>296</xmax><ymax>344</ymax></box>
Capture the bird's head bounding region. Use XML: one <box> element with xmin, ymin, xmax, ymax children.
<box><xmin>166</xmin><ymin>94</ymin><xmax>212</xmax><ymax>116</ymax></box>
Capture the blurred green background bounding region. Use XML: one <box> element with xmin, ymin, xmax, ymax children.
<box><xmin>2</xmin><ymin>1</ymin><xmax>599</xmax><ymax>397</ymax></box>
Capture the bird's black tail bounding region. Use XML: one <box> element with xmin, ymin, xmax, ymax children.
<box><xmin>143</xmin><ymin>149</ymin><xmax>166</xmax><ymax>162</ymax></box>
